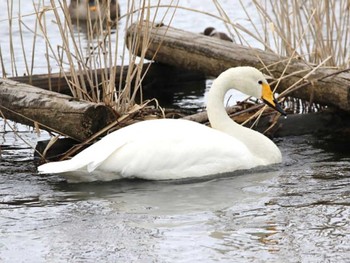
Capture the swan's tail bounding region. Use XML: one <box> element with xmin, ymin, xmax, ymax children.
<box><xmin>37</xmin><ymin>159</ymin><xmax>85</xmax><ymax>174</ymax></box>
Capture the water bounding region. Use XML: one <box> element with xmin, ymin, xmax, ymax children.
<box><xmin>1</xmin><ymin>127</ymin><xmax>349</xmax><ymax>262</ymax></box>
<box><xmin>1</xmin><ymin>1</ymin><xmax>350</xmax><ymax>262</ymax></box>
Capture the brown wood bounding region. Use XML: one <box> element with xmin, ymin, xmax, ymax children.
<box><xmin>126</xmin><ymin>22</ymin><xmax>350</xmax><ymax>112</ymax></box>
<box><xmin>0</xmin><ymin>78</ymin><xmax>115</xmax><ymax>141</ymax></box>
<box><xmin>9</xmin><ymin>63</ymin><xmax>205</xmax><ymax>97</ymax></box>
<box><xmin>9</xmin><ymin>65</ymin><xmax>137</xmax><ymax>96</ymax></box>
<box><xmin>10</xmin><ymin>71</ymin><xmax>73</xmax><ymax>95</ymax></box>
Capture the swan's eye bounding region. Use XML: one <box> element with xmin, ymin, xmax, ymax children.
<box><xmin>258</xmin><ymin>80</ymin><xmax>263</xmax><ymax>85</ymax></box>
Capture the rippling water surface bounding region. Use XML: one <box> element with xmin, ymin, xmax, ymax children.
<box><xmin>1</xmin><ymin>1</ymin><xmax>350</xmax><ymax>262</ymax></box>
<box><xmin>1</xmin><ymin>122</ymin><xmax>349</xmax><ymax>263</ymax></box>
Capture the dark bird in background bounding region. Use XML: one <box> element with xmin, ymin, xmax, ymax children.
<box><xmin>203</xmin><ymin>27</ymin><xmax>233</xmax><ymax>42</ymax></box>
<box><xmin>69</xmin><ymin>0</ymin><xmax>120</xmax><ymax>21</ymax></box>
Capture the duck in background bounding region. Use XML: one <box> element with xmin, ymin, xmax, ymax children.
<box><xmin>69</xmin><ymin>0</ymin><xmax>120</xmax><ymax>22</ymax></box>
<box><xmin>203</xmin><ymin>27</ymin><xmax>233</xmax><ymax>42</ymax></box>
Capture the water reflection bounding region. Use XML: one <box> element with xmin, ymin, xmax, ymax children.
<box><xmin>55</xmin><ymin>169</ymin><xmax>278</xmax><ymax>214</ymax></box>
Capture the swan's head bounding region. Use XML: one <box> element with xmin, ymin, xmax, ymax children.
<box><xmin>224</xmin><ymin>67</ymin><xmax>286</xmax><ymax>116</ymax></box>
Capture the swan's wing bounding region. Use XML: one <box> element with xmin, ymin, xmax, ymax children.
<box><xmin>85</xmin><ymin>142</ymin><xmax>127</xmax><ymax>173</ymax></box>
<box><xmin>37</xmin><ymin>159</ymin><xmax>82</xmax><ymax>174</ymax></box>
<box><xmin>38</xmin><ymin>119</ymin><xmax>255</xmax><ymax>180</ymax></box>
<box><xmin>38</xmin><ymin>119</ymin><xmax>169</xmax><ymax>174</ymax></box>
<box><xmin>125</xmin><ymin>135</ymin><xmax>253</xmax><ymax>179</ymax></box>
<box><xmin>95</xmin><ymin>119</ymin><xmax>255</xmax><ymax>179</ymax></box>
<box><xmin>38</xmin><ymin>129</ymin><xmax>129</xmax><ymax>174</ymax></box>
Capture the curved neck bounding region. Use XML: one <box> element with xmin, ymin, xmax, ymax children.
<box><xmin>206</xmin><ymin>70</ymin><xmax>280</xmax><ymax>164</ymax></box>
<box><xmin>206</xmin><ymin>69</ymin><xmax>245</xmax><ymax>132</ymax></box>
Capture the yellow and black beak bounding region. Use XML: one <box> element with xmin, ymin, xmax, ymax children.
<box><xmin>261</xmin><ymin>83</ymin><xmax>286</xmax><ymax>116</ymax></box>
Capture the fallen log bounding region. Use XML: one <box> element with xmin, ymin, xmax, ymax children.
<box><xmin>183</xmin><ymin>101</ymin><xmax>350</xmax><ymax>137</ymax></box>
<box><xmin>126</xmin><ymin>22</ymin><xmax>350</xmax><ymax>112</ymax></box>
<box><xmin>9</xmin><ymin>63</ymin><xmax>205</xmax><ymax>97</ymax></box>
<box><xmin>0</xmin><ymin>79</ymin><xmax>115</xmax><ymax>141</ymax></box>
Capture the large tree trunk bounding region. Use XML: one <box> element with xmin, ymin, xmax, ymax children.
<box><xmin>126</xmin><ymin>22</ymin><xmax>350</xmax><ymax>112</ymax></box>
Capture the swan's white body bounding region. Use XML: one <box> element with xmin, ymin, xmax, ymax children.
<box><xmin>38</xmin><ymin>67</ymin><xmax>284</xmax><ymax>182</ymax></box>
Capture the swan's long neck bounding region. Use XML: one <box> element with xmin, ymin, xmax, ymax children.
<box><xmin>207</xmin><ymin>70</ymin><xmax>240</xmax><ymax>132</ymax></box>
<box><xmin>206</xmin><ymin>69</ymin><xmax>281</xmax><ymax>164</ymax></box>
<box><xmin>207</xmin><ymin>69</ymin><xmax>253</xmax><ymax>133</ymax></box>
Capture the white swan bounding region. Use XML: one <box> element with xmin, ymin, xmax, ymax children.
<box><xmin>38</xmin><ymin>66</ymin><xmax>286</xmax><ymax>182</ymax></box>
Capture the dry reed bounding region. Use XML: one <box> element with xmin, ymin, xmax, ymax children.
<box><xmin>1</xmin><ymin>0</ymin><xmax>179</xmax><ymax>119</ymax></box>
<box><xmin>220</xmin><ymin>0</ymin><xmax>350</xmax><ymax>119</ymax></box>
<box><xmin>1</xmin><ymin>0</ymin><xmax>349</xmax><ymax>139</ymax></box>
<box><xmin>0</xmin><ymin>0</ymin><xmax>178</xmax><ymax>153</ymax></box>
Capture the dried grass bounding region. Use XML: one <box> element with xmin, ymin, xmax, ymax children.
<box><xmin>1</xmin><ymin>0</ymin><xmax>349</xmax><ymax>139</ymax></box>
<box><xmin>0</xmin><ymin>0</ymin><xmax>179</xmax><ymax>154</ymax></box>
<box><xmin>228</xmin><ymin>0</ymin><xmax>350</xmax><ymax>68</ymax></box>
<box><xmin>1</xmin><ymin>0</ymin><xmax>179</xmax><ymax>113</ymax></box>
<box><xmin>215</xmin><ymin>0</ymin><xmax>350</xmax><ymax>119</ymax></box>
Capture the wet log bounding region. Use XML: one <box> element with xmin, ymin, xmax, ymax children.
<box><xmin>184</xmin><ymin>103</ymin><xmax>350</xmax><ymax>137</ymax></box>
<box><xmin>8</xmin><ymin>63</ymin><xmax>154</xmax><ymax>96</ymax></box>
<box><xmin>10</xmin><ymin>71</ymin><xmax>73</xmax><ymax>95</ymax></box>
<box><xmin>9</xmin><ymin>63</ymin><xmax>205</xmax><ymax>97</ymax></box>
<box><xmin>126</xmin><ymin>22</ymin><xmax>350</xmax><ymax>112</ymax></box>
<box><xmin>0</xmin><ymin>79</ymin><xmax>115</xmax><ymax>141</ymax></box>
